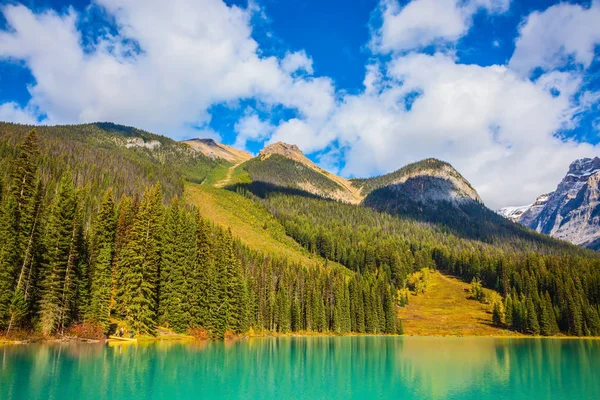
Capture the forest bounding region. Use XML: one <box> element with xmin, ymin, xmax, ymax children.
<box><xmin>0</xmin><ymin>130</ymin><xmax>401</xmax><ymax>338</ymax></box>
<box><xmin>3</xmin><ymin>124</ymin><xmax>600</xmax><ymax>339</ymax></box>
<box><xmin>236</xmin><ymin>184</ymin><xmax>600</xmax><ymax>336</ymax></box>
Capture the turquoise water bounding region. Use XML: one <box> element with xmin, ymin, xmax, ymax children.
<box><xmin>1</xmin><ymin>337</ymin><xmax>599</xmax><ymax>400</ymax></box>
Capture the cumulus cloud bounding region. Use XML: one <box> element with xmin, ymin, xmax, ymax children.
<box><xmin>0</xmin><ymin>0</ymin><xmax>335</xmax><ymax>138</ymax></box>
<box><xmin>1</xmin><ymin>0</ymin><xmax>600</xmax><ymax>210</ymax></box>
<box><xmin>280</xmin><ymin>51</ymin><xmax>314</xmax><ymax>75</ymax></box>
<box><xmin>510</xmin><ymin>1</ymin><xmax>600</xmax><ymax>76</ymax></box>
<box><xmin>371</xmin><ymin>0</ymin><xmax>511</xmax><ymax>53</ymax></box>
<box><xmin>233</xmin><ymin>109</ymin><xmax>275</xmax><ymax>150</ymax></box>
<box><xmin>317</xmin><ymin>53</ymin><xmax>597</xmax><ymax>208</ymax></box>
<box><xmin>0</xmin><ymin>102</ymin><xmax>41</xmax><ymax>124</ymax></box>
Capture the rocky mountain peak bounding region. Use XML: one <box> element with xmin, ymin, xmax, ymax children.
<box><xmin>259</xmin><ymin>142</ymin><xmax>304</xmax><ymax>160</ymax></box>
<box><xmin>501</xmin><ymin>157</ymin><xmax>600</xmax><ymax>249</ymax></box>
<box><xmin>568</xmin><ymin>157</ymin><xmax>600</xmax><ymax>176</ymax></box>
<box><xmin>192</xmin><ymin>138</ymin><xmax>217</xmax><ymax>146</ymax></box>
<box><xmin>182</xmin><ymin>138</ymin><xmax>252</xmax><ymax>164</ymax></box>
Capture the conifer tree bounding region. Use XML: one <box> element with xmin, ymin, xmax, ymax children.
<box><xmin>0</xmin><ymin>196</ymin><xmax>19</xmax><ymax>330</ymax></box>
<box><xmin>159</xmin><ymin>199</ymin><xmax>195</xmax><ymax>333</ymax></box>
<box><xmin>190</xmin><ymin>215</ymin><xmax>213</xmax><ymax>328</ymax></box>
<box><xmin>39</xmin><ymin>173</ymin><xmax>79</xmax><ymax>335</ymax></box>
<box><xmin>86</xmin><ymin>189</ymin><xmax>116</xmax><ymax>329</ymax></box>
<box><xmin>118</xmin><ymin>184</ymin><xmax>163</xmax><ymax>335</ymax></box>
<box><xmin>526</xmin><ymin>297</ymin><xmax>540</xmax><ymax>335</ymax></box>
<box><xmin>492</xmin><ymin>300</ymin><xmax>503</xmax><ymax>327</ymax></box>
<box><xmin>504</xmin><ymin>294</ymin><xmax>513</xmax><ymax>329</ymax></box>
<box><xmin>207</xmin><ymin>229</ymin><xmax>228</xmax><ymax>338</ymax></box>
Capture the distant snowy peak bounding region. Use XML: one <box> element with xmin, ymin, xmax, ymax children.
<box><xmin>499</xmin><ymin>156</ymin><xmax>600</xmax><ymax>249</ymax></box>
<box><xmin>498</xmin><ymin>193</ymin><xmax>552</xmax><ymax>223</ymax></box>
<box><xmin>497</xmin><ymin>204</ymin><xmax>532</xmax><ymax>221</ymax></box>
<box><xmin>567</xmin><ymin>157</ymin><xmax>600</xmax><ymax>178</ymax></box>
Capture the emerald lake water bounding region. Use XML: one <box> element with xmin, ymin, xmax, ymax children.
<box><xmin>1</xmin><ymin>337</ymin><xmax>599</xmax><ymax>400</ymax></box>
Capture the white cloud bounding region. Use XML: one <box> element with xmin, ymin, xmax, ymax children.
<box><xmin>0</xmin><ymin>1</ymin><xmax>335</xmax><ymax>138</ymax></box>
<box><xmin>0</xmin><ymin>102</ymin><xmax>41</xmax><ymax>124</ymax></box>
<box><xmin>372</xmin><ymin>0</ymin><xmax>510</xmax><ymax>53</ymax></box>
<box><xmin>510</xmin><ymin>1</ymin><xmax>600</xmax><ymax>76</ymax></box>
<box><xmin>290</xmin><ymin>52</ymin><xmax>597</xmax><ymax>208</ymax></box>
<box><xmin>1</xmin><ymin>0</ymin><xmax>599</xmax><ymax>211</ymax></box>
<box><xmin>233</xmin><ymin>110</ymin><xmax>274</xmax><ymax>150</ymax></box>
<box><xmin>280</xmin><ymin>51</ymin><xmax>314</xmax><ymax>75</ymax></box>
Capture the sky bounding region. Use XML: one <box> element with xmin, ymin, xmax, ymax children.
<box><xmin>0</xmin><ymin>0</ymin><xmax>600</xmax><ymax>209</ymax></box>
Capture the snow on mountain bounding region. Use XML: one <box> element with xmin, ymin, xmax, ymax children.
<box><xmin>500</xmin><ymin>157</ymin><xmax>600</xmax><ymax>249</ymax></box>
<box><xmin>497</xmin><ymin>204</ymin><xmax>532</xmax><ymax>222</ymax></box>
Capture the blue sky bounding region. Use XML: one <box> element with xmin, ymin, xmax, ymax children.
<box><xmin>0</xmin><ymin>0</ymin><xmax>599</xmax><ymax>208</ymax></box>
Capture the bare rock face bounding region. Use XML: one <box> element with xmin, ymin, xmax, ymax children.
<box><xmin>356</xmin><ymin>158</ymin><xmax>482</xmax><ymax>206</ymax></box>
<box><xmin>259</xmin><ymin>142</ymin><xmax>306</xmax><ymax>163</ymax></box>
<box><xmin>498</xmin><ymin>193</ymin><xmax>552</xmax><ymax>224</ymax></box>
<box><xmin>505</xmin><ymin>157</ymin><xmax>600</xmax><ymax>249</ymax></box>
<box><xmin>183</xmin><ymin>138</ymin><xmax>252</xmax><ymax>164</ymax></box>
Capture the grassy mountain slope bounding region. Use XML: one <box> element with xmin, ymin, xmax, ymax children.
<box><xmin>235</xmin><ymin>142</ymin><xmax>362</xmax><ymax>203</ymax></box>
<box><xmin>399</xmin><ymin>271</ymin><xmax>516</xmax><ymax>336</ymax></box>
<box><xmin>184</xmin><ymin>183</ymin><xmax>346</xmax><ymax>271</ymax></box>
<box><xmin>0</xmin><ymin>122</ymin><xmax>223</xmax><ymax>201</ymax></box>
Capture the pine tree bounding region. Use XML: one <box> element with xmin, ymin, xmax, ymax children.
<box><xmin>504</xmin><ymin>294</ymin><xmax>514</xmax><ymax>329</ymax></box>
<box><xmin>0</xmin><ymin>196</ymin><xmax>19</xmax><ymax>330</ymax></box>
<box><xmin>526</xmin><ymin>297</ymin><xmax>540</xmax><ymax>335</ymax></box>
<box><xmin>492</xmin><ymin>300</ymin><xmax>503</xmax><ymax>327</ymax></box>
<box><xmin>87</xmin><ymin>245</ymin><xmax>113</xmax><ymax>330</ymax></box>
<box><xmin>159</xmin><ymin>199</ymin><xmax>195</xmax><ymax>333</ymax></box>
<box><xmin>190</xmin><ymin>215</ymin><xmax>213</xmax><ymax>329</ymax></box>
<box><xmin>118</xmin><ymin>184</ymin><xmax>163</xmax><ymax>335</ymax></box>
<box><xmin>86</xmin><ymin>189</ymin><xmax>116</xmax><ymax>330</ymax></box>
<box><xmin>207</xmin><ymin>229</ymin><xmax>228</xmax><ymax>338</ymax></box>
<box><xmin>383</xmin><ymin>285</ymin><xmax>397</xmax><ymax>334</ymax></box>
<box><xmin>39</xmin><ymin>173</ymin><xmax>79</xmax><ymax>335</ymax></box>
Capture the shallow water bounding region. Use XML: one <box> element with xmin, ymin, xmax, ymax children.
<box><xmin>1</xmin><ymin>337</ymin><xmax>599</xmax><ymax>400</ymax></box>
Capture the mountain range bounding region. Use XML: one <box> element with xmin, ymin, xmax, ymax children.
<box><xmin>498</xmin><ymin>157</ymin><xmax>600</xmax><ymax>250</ymax></box>
<box><xmin>2</xmin><ymin>121</ymin><xmax>600</xmax><ymax>339</ymax></box>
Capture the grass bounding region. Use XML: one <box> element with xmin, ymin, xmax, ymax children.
<box><xmin>399</xmin><ymin>271</ymin><xmax>521</xmax><ymax>337</ymax></box>
<box><xmin>202</xmin><ymin>162</ymin><xmax>232</xmax><ymax>186</ymax></box>
<box><xmin>184</xmin><ymin>183</ymin><xmax>334</xmax><ymax>268</ymax></box>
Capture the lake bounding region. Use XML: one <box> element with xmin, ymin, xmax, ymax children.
<box><xmin>1</xmin><ymin>337</ymin><xmax>599</xmax><ymax>400</ymax></box>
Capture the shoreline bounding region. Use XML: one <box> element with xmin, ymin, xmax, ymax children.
<box><xmin>3</xmin><ymin>332</ymin><xmax>600</xmax><ymax>345</ymax></box>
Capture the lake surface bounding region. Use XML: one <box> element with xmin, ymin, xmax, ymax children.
<box><xmin>1</xmin><ymin>337</ymin><xmax>599</xmax><ymax>400</ymax></box>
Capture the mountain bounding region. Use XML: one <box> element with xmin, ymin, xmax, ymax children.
<box><xmin>353</xmin><ymin>158</ymin><xmax>482</xmax><ymax>204</ymax></box>
<box><xmin>0</xmin><ymin>121</ymin><xmax>222</xmax><ymax>201</ymax></box>
<box><xmin>236</xmin><ymin>142</ymin><xmax>363</xmax><ymax>203</ymax></box>
<box><xmin>501</xmin><ymin>158</ymin><xmax>600</xmax><ymax>249</ymax></box>
<box><xmin>498</xmin><ymin>193</ymin><xmax>551</xmax><ymax>223</ymax></box>
<box><xmin>3</xmin><ymin>121</ymin><xmax>600</xmax><ymax>340</ymax></box>
<box><xmin>183</xmin><ymin>138</ymin><xmax>252</xmax><ymax>164</ymax></box>
<box><xmin>497</xmin><ymin>204</ymin><xmax>532</xmax><ymax>222</ymax></box>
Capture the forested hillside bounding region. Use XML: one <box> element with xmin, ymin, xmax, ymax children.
<box><xmin>3</xmin><ymin>123</ymin><xmax>600</xmax><ymax>339</ymax></box>
<box><xmin>237</xmin><ymin>186</ymin><xmax>600</xmax><ymax>336</ymax></box>
<box><xmin>0</xmin><ymin>122</ymin><xmax>220</xmax><ymax>207</ymax></box>
<box><xmin>0</xmin><ymin>127</ymin><xmax>401</xmax><ymax>338</ymax></box>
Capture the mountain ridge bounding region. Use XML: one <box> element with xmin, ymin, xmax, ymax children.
<box><xmin>498</xmin><ymin>157</ymin><xmax>600</xmax><ymax>249</ymax></box>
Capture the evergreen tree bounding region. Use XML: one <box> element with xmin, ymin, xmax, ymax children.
<box><xmin>118</xmin><ymin>184</ymin><xmax>163</xmax><ymax>335</ymax></box>
<box><xmin>0</xmin><ymin>196</ymin><xmax>19</xmax><ymax>330</ymax></box>
<box><xmin>39</xmin><ymin>173</ymin><xmax>79</xmax><ymax>335</ymax></box>
<box><xmin>86</xmin><ymin>189</ymin><xmax>116</xmax><ymax>329</ymax></box>
<box><xmin>190</xmin><ymin>215</ymin><xmax>213</xmax><ymax>328</ymax></box>
<box><xmin>492</xmin><ymin>300</ymin><xmax>503</xmax><ymax>327</ymax></box>
<box><xmin>526</xmin><ymin>297</ymin><xmax>540</xmax><ymax>335</ymax></box>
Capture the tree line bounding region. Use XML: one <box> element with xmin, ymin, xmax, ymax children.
<box><xmin>0</xmin><ymin>130</ymin><xmax>402</xmax><ymax>338</ymax></box>
<box><xmin>248</xmin><ymin>189</ymin><xmax>600</xmax><ymax>336</ymax></box>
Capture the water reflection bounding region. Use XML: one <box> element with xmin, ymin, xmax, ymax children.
<box><xmin>1</xmin><ymin>337</ymin><xmax>599</xmax><ymax>400</ymax></box>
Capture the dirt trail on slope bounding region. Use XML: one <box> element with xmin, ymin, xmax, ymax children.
<box><xmin>215</xmin><ymin>162</ymin><xmax>242</xmax><ymax>188</ymax></box>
